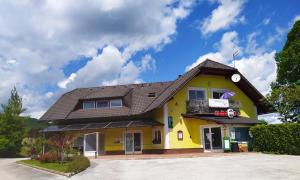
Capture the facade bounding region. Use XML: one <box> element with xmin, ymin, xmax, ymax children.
<box><xmin>41</xmin><ymin>59</ymin><xmax>271</xmax><ymax>156</ymax></box>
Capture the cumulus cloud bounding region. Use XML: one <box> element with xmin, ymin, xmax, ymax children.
<box><xmin>0</xmin><ymin>0</ymin><xmax>196</xmax><ymax>118</ymax></box>
<box><xmin>186</xmin><ymin>31</ymin><xmax>277</xmax><ymax>95</ymax></box>
<box><xmin>200</xmin><ymin>0</ymin><xmax>246</xmax><ymax>35</ymax></box>
<box><xmin>186</xmin><ymin>31</ymin><xmax>241</xmax><ymax>70</ymax></box>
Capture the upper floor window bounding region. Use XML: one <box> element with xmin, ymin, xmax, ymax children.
<box><xmin>83</xmin><ymin>101</ymin><xmax>95</xmax><ymax>109</ymax></box>
<box><xmin>110</xmin><ymin>99</ymin><xmax>122</xmax><ymax>107</ymax></box>
<box><xmin>97</xmin><ymin>100</ymin><xmax>109</xmax><ymax>108</ymax></box>
<box><xmin>188</xmin><ymin>88</ymin><xmax>206</xmax><ymax>101</ymax></box>
<box><xmin>212</xmin><ymin>89</ymin><xmax>227</xmax><ymax>99</ymax></box>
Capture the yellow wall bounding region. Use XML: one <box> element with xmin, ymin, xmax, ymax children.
<box><xmin>103</xmin><ymin>126</ymin><xmax>164</xmax><ymax>152</ymax></box>
<box><xmin>166</xmin><ymin>74</ymin><xmax>257</xmax><ymax>149</ymax></box>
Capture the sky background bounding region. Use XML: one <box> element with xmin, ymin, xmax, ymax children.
<box><xmin>0</xmin><ymin>0</ymin><xmax>299</xmax><ymax>123</ymax></box>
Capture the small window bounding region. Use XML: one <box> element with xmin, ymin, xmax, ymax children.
<box><xmin>152</xmin><ymin>129</ymin><xmax>162</xmax><ymax>144</ymax></box>
<box><xmin>83</xmin><ymin>101</ymin><xmax>95</xmax><ymax>109</ymax></box>
<box><xmin>110</xmin><ymin>99</ymin><xmax>122</xmax><ymax>107</ymax></box>
<box><xmin>188</xmin><ymin>89</ymin><xmax>205</xmax><ymax>101</ymax></box>
<box><xmin>177</xmin><ymin>130</ymin><xmax>183</xmax><ymax>141</ymax></box>
<box><xmin>212</xmin><ymin>89</ymin><xmax>227</xmax><ymax>99</ymax></box>
<box><xmin>148</xmin><ymin>92</ymin><xmax>156</xmax><ymax>97</ymax></box>
<box><xmin>97</xmin><ymin>100</ymin><xmax>109</xmax><ymax>108</ymax></box>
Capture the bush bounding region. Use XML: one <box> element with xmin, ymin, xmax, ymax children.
<box><xmin>66</xmin><ymin>155</ymin><xmax>90</xmax><ymax>173</ymax></box>
<box><xmin>250</xmin><ymin>123</ymin><xmax>300</xmax><ymax>155</ymax></box>
<box><xmin>38</xmin><ymin>152</ymin><xmax>59</xmax><ymax>163</ymax></box>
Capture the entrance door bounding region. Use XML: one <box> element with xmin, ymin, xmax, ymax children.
<box><xmin>202</xmin><ymin>127</ymin><xmax>223</xmax><ymax>152</ymax></box>
<box><xmin>125</xmin><ymin>132</ymin><xmax>142</xmax><ymax>154</ymax></box>
<box><xmin>84</xmin><ymin>132</ymin><xmax>98</xmax><ymax>156</ymax></box>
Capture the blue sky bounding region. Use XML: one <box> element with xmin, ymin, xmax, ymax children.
<box><xmin>0</xmin><ymin>0</ymin><xmax>299</xmax><ymax>118</ymax></box>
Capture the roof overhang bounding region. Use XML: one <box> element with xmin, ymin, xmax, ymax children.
<box><xmin>42</xmin><ymin>119</ymin><xmax>163</xmax><ymax>133</ymax></box>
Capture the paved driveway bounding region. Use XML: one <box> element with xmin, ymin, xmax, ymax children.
<box><xmin>1</xmin><ymin>153</ymin><xmax>300</xmax><ymax>180</ymax></box>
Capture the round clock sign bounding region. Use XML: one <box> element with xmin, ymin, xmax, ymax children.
<box><xmin>231</xmin><ymin>73</ymin><xmax>241</xmax><ymax>82</ymax></box>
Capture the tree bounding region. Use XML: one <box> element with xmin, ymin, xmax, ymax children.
<box><xmin>48</xmin><ymin>133</ymin><xmax>77</xmax><ymax>164</ymax></box>
<box><xmin>268</xmin><ymin>20</ymin><xmax>300</xmax><ymax>122</ymax></box>
<box><xmin>0</xmin><ymin>87</ymin><xmax>26</xmax><ymax>157</ymax></box>
<box><xmin>1</xmin><ymin>86</ymin><xmax>26</xmax><ymax>116</ymax></box>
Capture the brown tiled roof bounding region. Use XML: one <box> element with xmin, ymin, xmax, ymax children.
<box><xmin>40</xmin><ymin>59</ymin><xmax>270</xmax><ymax>121</ymax></box>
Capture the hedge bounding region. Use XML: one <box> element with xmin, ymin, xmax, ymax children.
<box><xmin>250</xmin><ymin>123</ymin><xmax>300</xmax><ymax>155</ymax></box>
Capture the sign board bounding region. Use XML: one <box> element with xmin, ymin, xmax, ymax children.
<box><xmin>208</xmin><ymin>98</ymin><xmax>229</xmax><ymax>108</ymax></box>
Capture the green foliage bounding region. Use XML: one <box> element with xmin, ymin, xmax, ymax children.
<box><xmin>250</xmin><ymin>123</ymin><xmax>300</xmax><ymax>155</ymax></box>
<box><xmin>19</xmin><ymin>159</ymin><xmax>71</xmax><ymax>173</ymax></box>
<box><xmin>0</xmin><ymin>87</ymin><xmax>26</xmax><ymax>157</ymax></box>
<box><xmin>267</xmin><ymin>85</ymin><xmax>300</xmax><ymax>122</ymax></box>
<box><xmin>268</xmin><ymin>20</ymin><xmax>300</xmax><ymax>122</ymax></box>
<box><xmin>66</xmin><ymin>155</ymin><xmax>90</xmax><ymax>173</ymax></box>
<box><xmin>21</xmin><ymin>137</ymin><xmax>47</xmax><ymax>158</ymax></box>
<box><xmin>1</xmin><ymin>86</ymin><xmax>26</xmax><ymax>116</ymax></box>
<box><xmin>275</xmin><ymin>20</ymin><xmax>300</xmax><ymax>85</ymax></box>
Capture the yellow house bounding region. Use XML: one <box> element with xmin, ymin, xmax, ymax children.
<box><xmin>41</xmin><ymin>59</ymin><xmax>271</xmax><ymax>155</ymax></box>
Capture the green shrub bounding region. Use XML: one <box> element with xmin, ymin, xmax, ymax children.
<box><xmin>250</xmin><ymin>123</ymin><xmax>300</xmax><ymax>155</ymax></box>
<box><xmin>66</xmin><ymin>155</ymin><xmax>90</xmax><ymax>173</ymax></box>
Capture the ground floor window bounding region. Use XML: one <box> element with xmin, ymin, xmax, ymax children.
<box><xmin>231</xmin><ymin>127</ymin><xmax>250</xmax><ymax>142</ymax></box>
<box><xmin>152</xmin><ymin>128</ymin><xmax>162</xmax><ymax>144</ymax></box>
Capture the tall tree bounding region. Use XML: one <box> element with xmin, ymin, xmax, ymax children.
<box><xmin>0</xmin><ymin>87</ymin><xmax>26</xmax><ymax>157</ymax></box>
<box><xmin>1</xmin><ymin>86</ymin><xmax>26</xmax><ymax>116</ymax></box>
<box><xmin>268</xmin><ymin>20</ymin><xmax>300</xmax><ymax>122</ymax></box>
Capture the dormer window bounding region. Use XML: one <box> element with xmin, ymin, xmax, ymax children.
<box><xmin>148</xmin><ymin>92</ymin><xmax>156</xmax><ymax>97</ymax></box>
<box><xmin>83</xmin><ymin>101</ymin><xmax>95</xmax><ymax>109</ymax></box>
<box><xmin>97</xmin><ymin>100</ymin><xmax>109</xmax><ymax>108</ymax></box>
<box><xmin>110</xmin><ymin>99</ymin><xmax>122</xmax><ymax>107</ymax></box>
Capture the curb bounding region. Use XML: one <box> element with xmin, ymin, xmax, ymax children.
<box><xmin>16</xmin><ymin>161</ymin><xmax>73</xmax><ymax>178</ymax></box>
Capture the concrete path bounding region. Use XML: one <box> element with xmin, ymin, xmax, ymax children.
<box><xmin>1</xmin><ymin>153</ymin><xmax>300</xmax><ymax>180</ymax></box>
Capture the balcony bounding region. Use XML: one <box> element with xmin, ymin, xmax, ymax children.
<box><xmin>187</xmin><ymin>99</ymin><xmax>240</xmax><ymax>115</ymax></box>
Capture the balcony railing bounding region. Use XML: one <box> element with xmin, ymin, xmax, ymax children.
<box><xmin>187</xmin><ymin>99</ymin><xmax>240</xmax><ymax>114</ymax></box>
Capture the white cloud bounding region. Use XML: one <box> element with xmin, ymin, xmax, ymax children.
<box><xmin>235</xmin><ymin>51</ymin><xmax>277</xmax><ymax>95</ymax></box>
<box><xmin>186</xmin><ymin>31</ymin><xmax>277</xmax><ymax>95</ymax></box>
<box><xmin>0</xmin><ymin>0</ymin><xmax>196</xmax><ymax>118</ymax></box>
<box><xmin>186</xmin><ymin>31</ymin><xmax>241</xmax><ymax>70</ymax></box>
<box><xmin>262</xmin><ymin>18</ymin><xmax>271</xmax><ymax>25</ymax></box>
<box><xmin>292</xmin><ymin>14</ymin><xmax>300</xmax><ymax>24</ymax></box>
<box><xmin>200</xmin><ymin>0</ymin><xmax>246</xmax><ymax>35</ymax></box>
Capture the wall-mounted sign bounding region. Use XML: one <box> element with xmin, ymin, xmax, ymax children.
<box><xmin>177</xmin><ymin>130</ymin><xmax>183</xmax><ymax>141</ymax></box>
<box><xmin>227</xmin><ymin>109</ymin><xmax>235</xmax><ymax>118</ymax></box>
<box><xmin>209</xmin><ymin>98</ymin><xmax>229</xmax><ymax>108</ymax></box>
<box><xmin>168</xmin><ymin>116</ymin><xmax>173</xmax><ymax>129</ymax></box>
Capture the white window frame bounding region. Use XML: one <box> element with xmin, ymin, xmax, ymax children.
<box><xmin>83</xmin><ymin>101</ymin><xmax>95</xmax><ymax>109</ymax></box>
<box><xmin>96</xmin><ymin>100</ymin><xmax>110</xmax><ymax>109</ymax></box>
<box><xmin>152</xmin><ymin>127</ymin><xmax>162</xmax><ymax>145</ymax></box>
<box><xmin>110</xmin><ymin>99</ymin><xmax>123</xmax><ymax>108</ymax></box>
<box><xmin>187</xmin><ymin>87</ymin><xmax>207</xmax><ymax>101</ymax></box>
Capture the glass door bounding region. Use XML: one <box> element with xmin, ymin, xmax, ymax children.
<box><xmin>211</xmin><ymin>127</ymin><xmax>222</xmax><ymax>150</ymax></box>
<box><xmin>84</xmin><ymin>132</ymin><xmax>98</xmax><ymax>156</ymax></box>
<box><xmin>125</xmin><ymin>132</ymin><xmax>142</xmax><ymax>154</ymax></box>
<box><xmin>125</xmin><ymin>133</ymin><xmax>134</xmax><ymax>154</ymax></box>
<box><xmin>202</xmin><ymin>127</ymin><xmax>223</xmax><ymax>152</ymax></box>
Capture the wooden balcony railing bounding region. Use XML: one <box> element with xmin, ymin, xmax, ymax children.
<box><xmin>186</xmin><ymin>99</ymin><xmax>240</xmax><ymax>114</ymax></box>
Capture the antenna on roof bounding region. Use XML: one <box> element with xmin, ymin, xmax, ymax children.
<box><xmin>233</xmin><ymin>50</ymin><xmax>239</xmax><ymax>68</ymax></box>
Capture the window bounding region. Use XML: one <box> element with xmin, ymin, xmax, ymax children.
<box><xmin>212</xmin><ymin>89</ymin><xmax>226</xmax><ymax>99</ymax></box>
<box><xmin>148</xmin><ymin>92</ymin><xmax>156</xmax><ymax>97</ymax></box>
<box><xmin>110</xmin><ymin>99</ymin><xmax>122</xmax><ymax>107</ymax></box>
<box><xmin>152</xmin><ymin>129</ymin><xmax>161</xmax><ymax>144</ymax></box>
<box><xmin>231</xmin><ymin>127</ymin><xmax>250</xmax><ymax>142</ymax></box>
<box><xmin>97</xmin><ymin>100</ymin><xmax>109</xmax><ymax>108</ymax></box>
<box><xmin>83</xmin><ymin>101</ymin><xmax>95</xmax><ymax>109</ymax></box>
<box><xmin>188</xmin><ymin>89</ymin><xmax>205</xmax><ymax>101</ymax></box>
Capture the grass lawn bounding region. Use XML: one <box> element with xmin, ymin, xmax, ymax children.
<box><xmin>19</xmin><ymin>159</ymin><xmax>71</xmax><ymax>173</ymax></box>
